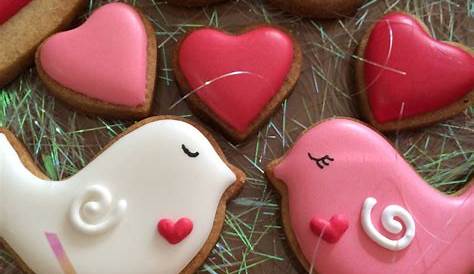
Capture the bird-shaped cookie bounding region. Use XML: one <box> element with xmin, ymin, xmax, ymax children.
<box><xmin>266</xmin><ymin>118</ymin><xmax>473</xmax><ymax>274</ymax></box>
<box><xmin>0</xmin><ymin>116</ymin><xmax>245</xmax><ymax>274</ymax></box>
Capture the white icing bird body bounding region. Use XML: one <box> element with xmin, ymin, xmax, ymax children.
<box><xmin>0</xmin><ymin>118</ymin><xmax>243</xmax><ymax>274</ymax></box>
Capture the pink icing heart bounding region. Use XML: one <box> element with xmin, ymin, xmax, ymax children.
<box><xmin>310</xmin><ymin>215</ymin><xmax>349</xmax><ymax>243</ymax></box>
<box><xmin>39</xmin><ymin>3</ymin><xmax>148</xmax><ymax>107</ymax></box>
<box><xmin>157</xmin><ymin>218</ymin><xmax>194</xmax><ymax>245</ymax></box>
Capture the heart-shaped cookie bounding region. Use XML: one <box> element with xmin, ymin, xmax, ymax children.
<box><xmin>310</xmin><ymin>215</ymin><xmax>349</xmax><ymax>243</ymax></box>
<box><xmin>158</xmin><ymin>218</ymin><xmax>194</xmax><ymax>244</ymax></box>
<box><xmin>266</xmin><ymin>118</ymin><xmax>473</xmax><ymax>273</ymax></box>
<box><xmin>36</xmin><ymin>3</ymin><xmax>157</xmax><ymax>119</ymax></box>
<box><xmin>269</xmin><ymin>0</ymin><xmax>363</xmax><ymax>18</ymax></box>
<box><xmin>356</xmin><ymin>12</ymin><xmax>474</xmax><ymax>132</ymax></box>
<box><xmin>0</xmin><ymin>0</ymin><xmax>86</xmax><ymax>87</ymax></box>
<box><xmin>174</xmin><ymin>25</ymin><xmax>302</xmax><ymax>142</ymax></box>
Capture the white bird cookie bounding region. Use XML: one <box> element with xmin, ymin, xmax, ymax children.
<box><xmin>0</xmin><ymin>116</ymin><xmax>245</xmax><ymax>274</ymax></box>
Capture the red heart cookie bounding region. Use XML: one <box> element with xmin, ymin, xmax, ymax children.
<box><xmin>158</xmin><ymin>218</ymin><xmax>194</xmax><ymax>245</ymax></box>
<box><xmin>356</xmin><ymin>12</ymin><xmax>474</xmax><ymax>132</ymax></box>
<box><xmin>0</xmin><ymin>0</ymin><xmax>86</xmax><ymax>88</ymax></box>
<box><xmin>174</xmin><ymin>25</ymin><xmax>302</xmax><ymax>142</ymax></box>
<box><xmin>310</xmin><ymin>215</ymin><xmax>349</xmax><ymax>243</ymax></box>
<box><xmin>0</xmin><ymin>0</ymin><xmax>31</xmax><ymax>25</ymax></box>
<box><xmin>36</xmin><ymin>3</ymin><xmax>157</xmax><ymax>119</ymax></box>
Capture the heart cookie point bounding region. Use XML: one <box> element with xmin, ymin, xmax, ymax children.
<box><xmin>39</xmin><ymin>3</ymin><xmax>151</xmax><ymax>109</ymax></box>
<box><xmin>176</xmin><ymin>26</ymin><xmax>300</xmax><ymax>140</ymax></box>
<box><xmin>361</xmin><ymin>12</ymin><xmax>474</xmax><ymax>127</ymax></box>
<box><xmin>158</xmin><ymin>218</ymin><xmax>194</xmax><ymax>245</ymax></box>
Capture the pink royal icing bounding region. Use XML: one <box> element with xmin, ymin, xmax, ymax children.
<box><xmin>178</xmin><ymin>27</ymin><xmax>294</xmax><ymax>133</ymax></box>
<box><xmin>273</xmin><ymin>118</ymin><xmax>473</xmax><ymax>274</ymax></box>
<box><xmin>39</xmin><ymin>3</ymin><xmax>148</xmax><ymax>107</ymax></box>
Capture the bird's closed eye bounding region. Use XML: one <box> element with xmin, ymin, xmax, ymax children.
<box><xmin>308</xmin><ymin>153</ymin><xmax>334</xmax><ymax>169</ymax></box>
<box><xmin>182</xmin><ymin>144</ymin><xmax>199</xmax><ymax>158</ymax></box>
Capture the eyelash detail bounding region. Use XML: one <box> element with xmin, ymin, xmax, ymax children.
<box><xmin>308</xmin><ymin>153</ymin><xmax>334</xmax><ymax>169</ymax></box>
<box><xmin>182</xmin><ymin>144</ymin><xmax>199</xmax><ymax>158</ymax></box>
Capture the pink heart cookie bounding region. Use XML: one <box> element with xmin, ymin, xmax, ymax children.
<box><xmin>356</xmin><ymin>12</ymin><xmax>474</xmax><ymax>132</ymax></box>
<box><xmin>36</xmin><ymin>3</ymin><xmax>157</xmax><ymax>119</ymax></box>
<box><xmin>174</xmin><ymin>25</ymin><xmax>302</xmax><ymax>142</ymax></box>
<box><xmin>266</xmin><ymin>118</ymin><xmax>473</xmax><ymax>274</ymax></box>
<box><xmin>0</xmin><ymin>0</ymin><xmax>86</xmax><ymax>88</ymax></box>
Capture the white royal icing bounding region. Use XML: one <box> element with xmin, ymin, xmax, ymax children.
<box><xmin>361</xmin><ymin>197</ymin><xmax>416</xmax><ymax>251</ymax></box>
<box><xmin>70</xmin><ymin>184</ymin><xmax>127</xmax><ymax>235</ymax></box>
<box><xmin>0</xmin><ymin>119</ymin><xmax>237</xmax><ymax>274</ymax></box>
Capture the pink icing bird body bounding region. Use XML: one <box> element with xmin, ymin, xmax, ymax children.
<box><xmin>268</xmin><ymin>118</ymin><xmax>473</xmax><ymax>274</ymax></box>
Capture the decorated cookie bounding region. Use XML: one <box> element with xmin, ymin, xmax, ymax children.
<box><xmin>269</xmin><ymin>0</ymin><xmax>363</xmax><ymax>19</ymax></box>
<box><xmin>0</xmin><ymin>116</ymin><xmax>245</xmax><ymax>274</ymax></box>
<box><xmin>167</xmin><ymin>0</ymin><xmax>226</xmax><ymax>7</ymax></box>
<box><xmin>266</xmin><ymin>118</ymin><xmax>473</xmax><ymax>274</ymax></box>
<box><xmin>36</xmin><ymin>3</ymin><xmax>157</xmax><ymax>119</ymax></box>
<box><xmin>173</xmin><ymin>25</ymin><xmax>302</xmax><ymax>142</ymax></box>
<box><xmin>0</xmin><ymin>0</ymin><xmax>86</xmax><ymax>87</ymax></box>
<box><xmin>356</xmin><ymin>12</ymin><xmax>474</xmax><ymax>132</ymax></box>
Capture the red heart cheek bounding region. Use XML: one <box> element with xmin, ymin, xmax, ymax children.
<box><xmin>157</xmin><ymin>218</ymin><xmax>194</xmax><ymax>245</ymax></box>
<box><xmin>310</xmin><ymin>214</ymin><xmax>349</xmax><ymax>243</ymax></box>
<box><xmin>0</xmin><ymin>0</ymin><xmax>31</xmax><ymax>24</ymax></box>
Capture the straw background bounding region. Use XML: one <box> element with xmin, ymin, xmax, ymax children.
<box><xmin>0</xmin><ymin>0</ymin><xmax>472</xmax><ymax>273</ymax></box>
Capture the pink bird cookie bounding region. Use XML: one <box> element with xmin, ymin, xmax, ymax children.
<box><xmin>266</xmin><ymin>118</ymin><xmax>473</xmax><ymax>274</ymax></box>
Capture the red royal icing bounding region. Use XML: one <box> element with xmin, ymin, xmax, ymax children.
<box><xmin>178</xmin><ymin>27</ymin><xmax>294</xmax><ymax>133</ymax></box>
<box><xmin>157</xmin><ymin>218</ymin><xmax>193</xmax><ymax>245</ymax></box>
<box><xmin>0</xmin><ymin>0</ymin><xmax>31</xmax><ymax>24</ymax></box>
<box><xmin>310</xmin><ymin>215</ymin><xmax>349</xmax><ymax>244</ymax></box>
<box><xmin>364</xmin><ymin>12</ymin><xmax>474</xmax><ymax>123</ymax></box>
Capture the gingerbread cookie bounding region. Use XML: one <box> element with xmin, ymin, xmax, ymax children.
<box><xmin>36</xmin><ymin>3</ymin><xmax>157</xmax><ymax>119</ymax></box>
<box><xmin>173</xmin><ymin>25</ymin><xmax>302</xmax><ymax>142</ymax></box>
<box><xmin>167</xmin><ymin>0</ymin><xmax>226</xmax><ymax>7</ymax></box>
<box><xmin>0</xmin><ymin>116</ymin><xmax>245</xmax><ymax>274</ymax></box>
<box><xmin>0</xmin><ymin>0</ymin><xmax>86</xmax><ymax>88</ymax></box>
<box><xmin>356</xmin><ymin>12</ymin><xmax>474</xmax><ymax>132</ymax></box>
<box><xmin>269</xmin><ymin>0</ymin><xmax>363</xmax><ymax>19</ymax></box>
<box><xmin>266</xmin><ymin>118</ymin><xmax>473</xmax><ymax>274</ymax></box>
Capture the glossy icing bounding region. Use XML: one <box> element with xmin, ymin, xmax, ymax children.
<box><xmin>0</xmin><ymin>119</ymin><xmax>237</xmax><ymax>273</ymax></box>
<box><xmin>178</xmin><ymin>27</ymin><xmax>294</xmax><ymax>133</ymax></box>
<box><xmin>158</xmin><ymin>218</ymin><xmax>194</xmax><ymax>245</ymax></box>
<box><xmin>363</xmin><ymin>12</ymin><xmax>474</xmax><ymax>123</ymax></box>
<box><xmin>272</xmin><ymin>118</ymin><xmax>473</xmax><ymax>274</ymax></box>
<box><xmin>0</xmin><ymin>0</ymin><xmax>31</xmax><ymax>24</ymax></box>
<box><xmin>361</xmin><ymin>197</ymin><xmax>415</xmax><ymax>251</ymax></box>
<box><xmin>39</xmin><ymin>3</ymin><xmax>148</xmax><ymax>107</ymax></box>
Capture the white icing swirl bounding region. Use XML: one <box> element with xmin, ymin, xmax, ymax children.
<box><xmin>70</xmin><ymin>185</ymin><xmax>127</xmax><ymax>235</ymax></box>
<box><xmin>361</xmin><ymin>197</ymin><xmax>415</xmax><ymax>251</ymax></box>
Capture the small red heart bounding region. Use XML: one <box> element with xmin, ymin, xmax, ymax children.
<box><xmin>177</xmin><ymin>26</ymin><xmax>297</xmax><ymax>136</ymax></box>
<box><xmin>310</xmin><ymin>214</ymin><xmax>349</xmax><ymax>244</ymax></box>
<box><xmin>157</xmin><ymin>218</ymin><xmax>193</xmax><ymax>245</ymax></box>
<box><xmin>0</xmin><ymin>0</ymin><xmax>31</xmax><ymax>24</ymax></box>
<box><xmin>361</xmin><ymin>12</ymin><xmax>474</xmax><ymax>125</ymax></box>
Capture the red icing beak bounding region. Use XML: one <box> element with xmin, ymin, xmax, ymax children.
<box><xmin>157</xmin><ymin>218</ymin><xmax>193</xmax><ymax>245</ymax></box>
<box><xmin>310</xmin><ymin>214</ymin><xmax>349</xmax><ymax>244</ymax></box>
